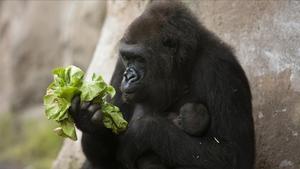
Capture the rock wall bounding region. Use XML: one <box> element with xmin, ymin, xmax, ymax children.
<box><xmin>0</xmin><ymin>0</ymin><xmax>106</xmax><ymax>112</ymax></box>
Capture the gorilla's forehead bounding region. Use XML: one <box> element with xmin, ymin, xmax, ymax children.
<box><xmin>122</xmin><ymin>14</ymin><xmax>162</xmax><ymax>44</ymax></box>
<box><xmin>119</xmin><ymin>42</ymin><xmax>146</xmax><ymax>57</ymax></box>
<box><xmin>122</xmin><ymin>1</ymin><xmax>181</xmax><ymax>44</ymax></box>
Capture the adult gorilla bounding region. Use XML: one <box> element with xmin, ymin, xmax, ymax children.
<box><xmin>70</xmin><ymin>1</ymin><xmax>255</xmax><ymax>169</ymax></box>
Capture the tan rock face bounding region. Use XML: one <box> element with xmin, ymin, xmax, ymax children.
<box><xmin>0</xmin><ymin>1</ymin><xmax>106</xmax><ymax>112</ymax></box>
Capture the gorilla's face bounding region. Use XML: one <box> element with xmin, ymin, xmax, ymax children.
<box><xmin>119</xmin><ymin>42</ymin><xmax>148</xmax><ymax>103</ymax></box>
<box><xmin>119</xmin><ymin>35</ymin><xmax>176</xmax><ymax>104</ymax></box>
<box><xmin>119</xmin><ymin>37</ymin><xmax>173</xmax><ymax>102</ymax></box>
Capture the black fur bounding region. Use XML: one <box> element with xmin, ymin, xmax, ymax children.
<box><xmin>70</xmin><ymin>1</ymin><xmax>255</xmax><ymax>169</ymax></box>
<box><xmin>171</xmin><ymin>103</ymin><xmax>210</xmax><ymax>137</ymax></box>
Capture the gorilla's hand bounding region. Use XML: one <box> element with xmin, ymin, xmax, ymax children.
<box><xmin>118</xmin><ymin>116</ymin><xmax>155</xmax><ymax>169</ymax></box>
<box><xmin>69</xmin><ymin>95</ymin><xmax>104</xmax><ymax>134</ymax></box>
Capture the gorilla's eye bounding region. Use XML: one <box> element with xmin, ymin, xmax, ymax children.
<box><xmin>121</xmin><ymin>54</ymin><xmax>145</xmax><ymax>65</ymax></box>
<box><xmin>135</xmin><ymin>57</ymin><xmax>145</xmax><ymax>63</ymax></box>
<box><xmin>162</xmin><ymin>38</ymin><xmax>177</xmax><ymax>49</ymax></box>
<box><xmin>121</xmin><ymin>55</ymin><xmax>128</xmax><ymax>61</ymax></box>
<box><xmin>121</xmin><ymin>54</ymin><xmax>135</xmax><ymax>62</ymax></box>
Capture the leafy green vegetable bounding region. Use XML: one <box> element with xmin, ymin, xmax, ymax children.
<box><xmin>44</xmin><ymin>65</ymin><xmax>128</xmax><ymax>140</ymax></box>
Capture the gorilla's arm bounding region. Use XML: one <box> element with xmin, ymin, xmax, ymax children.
<box><xmin>121</xmin><ymin>114</ymin><xmax>235</xmax><ymax>169</ymax></box>
<box><xmin>70</xmin><ymin>58</ymin><xmax>134</xmax><ymax>169</ymax></box>
<box><xmin>137</xmin><ymin>153</ymin><xmax>167</xmax><ymax>169</ymax></box>
<box><xmin>70</xmin><ymin>96</ymin><xmax>119</xmax><ymax>169</ymax></box>
<box><xmin>148</xmin><ymin>117</ymin><xmax>235</xmax><ymax>168</ymax></box>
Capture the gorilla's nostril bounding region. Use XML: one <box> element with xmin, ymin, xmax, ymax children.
<box><xmin>126</xmin><ymin>72</ymin><xmax>135</xmax><ymax>81</ymax></box>
<box><xmin>124</xmin><ymin>67</ymin><xmax>139</xmax><ymax>82</ymax></box>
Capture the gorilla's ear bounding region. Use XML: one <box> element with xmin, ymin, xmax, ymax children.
<box><xmin>162</xmin><ymin>37</ymin><xmax>178</xmax><ymax>54</ymax></box>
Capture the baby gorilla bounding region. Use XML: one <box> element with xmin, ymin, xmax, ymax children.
<box><xmin>169</xmin><ymin>103</ymin><xmax>210</xmax><ymax>137</ymax></box>
<box><xmin>136</xmin><ymin>103</ymin><xmax>210</xmax><ymax>169</ymax></box>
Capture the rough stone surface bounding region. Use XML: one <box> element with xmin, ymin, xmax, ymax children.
<box><xmin>51</xmin><ymin>135</ymin><xmax>86</xmax><ymax>169</ymax></box>
<box><xmin>0</xmin><ymin>1</ymin><xmax>106</xmax><ymax>112</ymax></box>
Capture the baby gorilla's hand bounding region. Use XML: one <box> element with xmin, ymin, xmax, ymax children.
<box><xmin>169</xmin><ymin>103</ymin><xmax>210</xmax><ymax>136</ymax></box>
<box><xmin>69</xmin><ymin>95</ymin><xmax>104</xmax><ymax>134</ymax></box>
<box><xmin>180</xmin><ymin>103</ymin><xmax>210</xmax><ymax>136</ymax></box>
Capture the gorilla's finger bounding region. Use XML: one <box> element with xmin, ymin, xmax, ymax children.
<box><xmin>91</xmin><ymin>110</ymin><xmax>103</xmax><ymax>124</ymax></box>
<box><xmin>81</xmin><ymin>101</ymin><xmax>91</xmax><ymax>110</ymax></box>
<box><xmin>88</xmin><ymin>104</ymin><xmax>101</xmax><ymax>113</ymax></box>
<box><xmin>70</xmin><ymin>95</ymin><xmax>80</xmax><ymax>115</ymax></box>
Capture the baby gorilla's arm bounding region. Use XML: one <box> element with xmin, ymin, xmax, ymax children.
<box><xmin>169</xmin><ymin>103</ymin><xmax>210</xmax><ymax>136</ymax></box>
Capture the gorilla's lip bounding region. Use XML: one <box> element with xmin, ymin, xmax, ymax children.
<box><xmin>121</xmin><ymin>81</ymin><xmax>142</xmax><ymax>94</ymax></box>
<box><xmin>122</xmin><ymin>88</ymin><xmax>137</xmax><ymax>94</ymax></box>
<box><xmin>122</xmin><ymin>90</ymin><xmax>137</xmax><ymax>101</ymax></box>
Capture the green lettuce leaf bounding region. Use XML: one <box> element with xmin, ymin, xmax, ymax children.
<box><xmin>102</xmin><ymin>103</ymin><xmax>127</xmax><ymax>134</ymax></box>
<box><xmin>44</xmin><ymin>94</ymin><xmax>70</xmax><ymax>121</ymax></box>
<box><xmin>53</xmin><ymin>118</ymin><xmax>77</xmax><ymax>141</ymax></box>
<box><xmin>80</xmin><ymin>73</ymin><xmax>107</xmax><ymax>101</ymax></box>
<box><xmin>44</xmin><ymin>65</ymin><xmax>127</xmax><ymax>140</ymax></box>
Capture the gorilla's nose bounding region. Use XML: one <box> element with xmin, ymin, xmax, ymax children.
<box><xmin>124</xmin><ymin>67</ymin><xmax>139</xmax><ymax>82</ymax></box>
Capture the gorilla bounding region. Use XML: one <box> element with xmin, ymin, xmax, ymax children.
<box><xmin>69</xmin><ymin>1</ymin><xmax>255</xmax><ymax>169</ymax></box>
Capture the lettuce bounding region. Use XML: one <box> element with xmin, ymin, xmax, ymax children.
<box><xmin>44</xmin><ymin>65</ymin><xmax>128</xmax><ymax>140</ymax></box>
